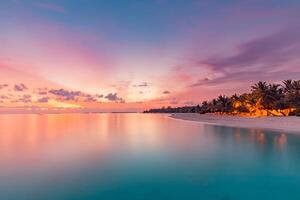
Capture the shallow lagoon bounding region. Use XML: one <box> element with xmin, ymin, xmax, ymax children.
<box><xmin>0</xmin><ymin>113</ymin><xmax>300</xmax><ymax>200</ymax></box>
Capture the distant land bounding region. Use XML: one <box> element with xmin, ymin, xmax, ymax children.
<box><xmin>144</xmin><ymin>80</ymin><xmax>300</xmax><ymax>117</ymax></box>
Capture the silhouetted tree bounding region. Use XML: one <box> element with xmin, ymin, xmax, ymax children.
<box><xmin>144</xmin><ymin>80</ymin><xmax>300</xmax><ymax>116</ymax></box>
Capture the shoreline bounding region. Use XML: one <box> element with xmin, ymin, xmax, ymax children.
<box><xmin>170</xmin><ymin>113</ymin><xmax>300</xmax><ymax>134</ymax></box>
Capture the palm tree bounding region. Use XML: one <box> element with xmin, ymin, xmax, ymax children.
<box><xmin>144</xmin><ymin>79</ymin><xmax>300</xmax><ymax>116</ymax></box>
<box><xmin>211</xmin><ymin>98</ymin><xmax>218</xmax><ymax>113</ymax></box>
<box><xmin>283</xmin><ymin>80</ymin><xmax>300</xmax><ymax>115</ymax></box>
<box><xmin>268</xmin><ymin>83</ymin><xmax>284</xmax><ymax>103</ymax></box>
<box><xmin>216</xmin><ymin>95</ymin><xmax>232</xmax><ymax>113</ymax></box>
<box><xmin>251</xmin><ymin>81</ymin><xmax>268</xmax><ymax>102</ymax></box>
<box><xmin>200</xmin><ymin>101</ymin><xmax>209</xmax><ymax>114</ymax></box>
<box><xmin>230</xmin><ymin>94</ymin><xmax>240</xmax><ymax>101</ymax></box>
<box><xmin>251</xmin><ymin>81</ymin><xmax>283</xmax><ymax>116</ymax></box>
<box><xmin>283</xmin><ymin>80</ymin><xmax>293</xmax><ymax>93</ymax></box>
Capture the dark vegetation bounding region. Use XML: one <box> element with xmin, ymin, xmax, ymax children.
<box><xmin>144</xmin><ymin>80</ymin><xmax>300</xmax><ymax>116</ymax></box>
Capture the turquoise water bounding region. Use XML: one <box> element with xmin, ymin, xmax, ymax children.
<box><xmin>0</xmin><ymin>114</ymin><xmax>300</xmax><ymax>200</ymax></box>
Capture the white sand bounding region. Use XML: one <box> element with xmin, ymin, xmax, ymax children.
<box><xmin>170</xmin><ymin>113</ymin><xmax>300</xmax><ymax>134</ymax></box>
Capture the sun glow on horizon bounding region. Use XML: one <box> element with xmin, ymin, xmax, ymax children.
<box><xmin>1</xmin><ymin>0</ymin><xmax>300</xmax><ymax>112</ymax></box>
<box><xmin>47</xmin><ymin>99</ymin><xmax>82</xmax><ymax>109</ymax></box>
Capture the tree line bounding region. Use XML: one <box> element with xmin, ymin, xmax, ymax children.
<box><xmin>143</xmin><ymin>80</ymin><xmax>300</xmax><ymax>116</ymax></box>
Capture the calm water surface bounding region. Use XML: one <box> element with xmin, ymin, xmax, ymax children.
<box><xmin>0</xmin><ymin>113</ymin><xmax>300</xmax><ymax>200</ymax></box>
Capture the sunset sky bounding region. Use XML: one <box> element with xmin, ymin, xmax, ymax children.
<box><xmin>1</xmin><ymin>0</ymin><xmax>300</xmax><ymax>112</ymax></box>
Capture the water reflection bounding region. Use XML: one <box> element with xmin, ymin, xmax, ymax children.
<box><xmin>0</xmin><ymin>114</ymin><xmax>300</xmax><ymax>200</ymax></box>
<box><xmin>274</xmin><ymin>134</ymin><xmax>287</xmax><ymax>149</ymax></box>
<box><xmin>0</xmin><ymin>114</ymin><xmax>295</xmax><ymax>173</ymax></box>
<box><xmin>204</xmin><ymin>125</ymin><xmax>288</xmax><ymax>151</ymax></box>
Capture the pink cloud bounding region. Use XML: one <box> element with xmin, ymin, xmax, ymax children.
<box><xmin>0</xmin><ymin>19</ymin><xmax>116</xmax><ymax>91</ymax></box>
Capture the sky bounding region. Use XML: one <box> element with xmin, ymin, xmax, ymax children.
<box><xmin>1</xmin><ymin>0</ymin><xmax>300</xmax><ymax>112</ymax></box>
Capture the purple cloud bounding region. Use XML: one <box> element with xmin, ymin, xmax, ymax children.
<box><xmin>38</xmin><ymin>91</ymin><xmax>47</xmax><ymax>95</ymax></box>
<box><xmin>95</xmin><ymin>94</ymin><xmax>104</xmax><ymax>98</ymax></box>
<box><xmin>49</xmin><ymin>89</ymin><xmax>82</xmax><ymax>101</ymax></box>
<box><xmin>202</xmin><ymin>27</ymin><xmax>300</xmax><ymax>72</ymax></box>
<box><xmin>14</xmin><ymin>83</ymin><xmax>27</xmax><ymax>91</ymax></box>
<box><xmin>105</xmin><ymin>93</ymin><xmax>125</xmax><ymax>103</ymax></box>
<box><xmin>84</xmin><ymin>94</ymin><xmax>98</xmax><ymax>102</ymax></box>
<box><xmin>105</xmin><ymin>93</ymin><xmax>118</xmax><ymax>101</ymax></box>
<box><xmin>190</xmin><ymin>70</ymin><xmax>300</xmax><ymax>88</ymax></box>
<box><xmin>37</xmin><ymin>97</ymin><xmax>50</xmax><ymax>103</ymax></box>
<box><xmin>48</xmin><ymin>88</ymin><xmax>103</xmax><ymax>102</ymax></box>
<box><xmin>13</xmin><ymin>94</ymin><xmax>31</xmax><ymax>103</ymax></box>
<box><xmin>190</xmin><ymin>26</ymin><xmax>300</xmax><ymax>88</ymax></box>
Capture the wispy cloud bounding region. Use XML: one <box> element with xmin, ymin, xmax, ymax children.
<box><xmin>48</xmin><ymin>88</ymin><xmax>102</xmax><ymax>102</ymax></box>
<box><xmin>183</xmin><ymin>101</ymin><xmax>195</xmax><ymax>105</ymax></box>
<box><xmin>13</xmin><ymin>94</ymin><xmax>32</xmax><ymax>103</ymax></box>
<box><xmin>0</xmin><ymin>84</ymin><xmax>105</xmax><ymax>106</ymax></box>
<box><xmin>0</xmin><ymin>95</ymin><xmax>9</xmax><ymax>100</ymax></box>
<box><xmin>37</xmin><ymin>88</ymin><xmax>48</xmax><ymax>95</ymax></box>
<box><xmin>190</xmin><ymin>71</ymin><xmax>300</xmax><ymax>87</ymax></box>
<box><xmin>83</xmin><ymin>94</ymin><xmax>98</xmax><ymax>102</ymax></box>
<box><xmin>133</xmin><ymin>82</ymin><xmax>148</xmax><ymax>87</ymax></box>
<box><xmin>190</xmin><ymin>26</ymin><xmax>300</xmax><ymax>87</ymax></box>
<box><xmin>0</xmin><ymin>84</ymin><xmax>8</xmax><ymax>90</ymax></box>
<box><xmin>34</xmin><ymin>2</ymin><xmax>66</xmax><ymax>13</ymax></box>
<box><xmin>203</xmin><ymin>27</ymin><xmax>300</xmax><ymax>72</ymax></box>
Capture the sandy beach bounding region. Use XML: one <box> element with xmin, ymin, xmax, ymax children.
<box><xmin>170</xmin><ymin>113</ymin><xmax>300</xmax><ymax>134</ymax></box>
